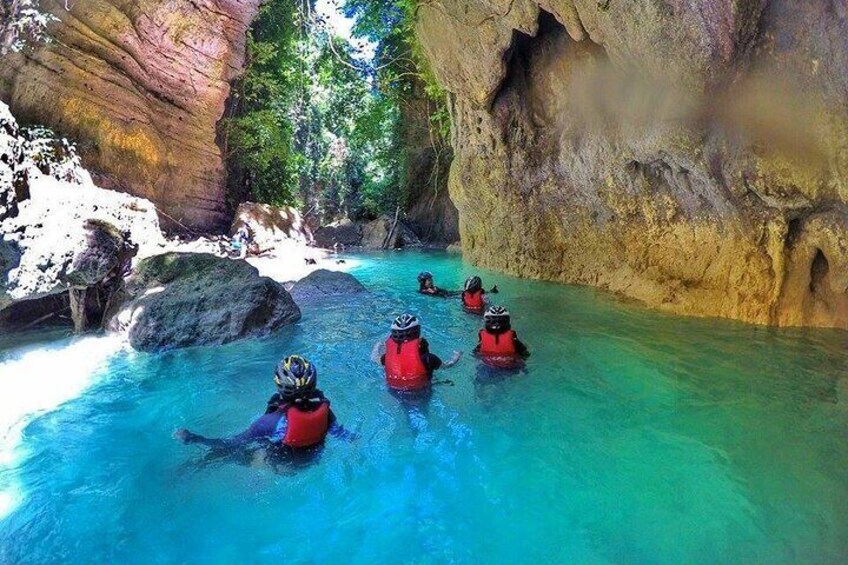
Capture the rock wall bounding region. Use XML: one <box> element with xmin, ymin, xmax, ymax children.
<box><xmin>0</xmin><ymin>0</ymin><xmax>261</xmax><ymax>231</ymax></box>
<box><xmin>401</xmin><ymin>79</ymin><xmax>459</xmax><ymax>244</ymax></box>
<box><xmin>416</xmin><ymin>0</ymin><xmax>848</xmax><ymax>328</ymax></box>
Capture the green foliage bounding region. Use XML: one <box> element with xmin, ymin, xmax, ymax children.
<box><xmin>222</xmin><ymin>0</ymin><xmax>305</xmax><ymax>207</ymax></box>
<box><xmin>222</xmin><ymin>0</ymin><xmax>451</xmax><ymax>220</ymax></box>
<box><xmin>344</xmin><ymin>0</ymin><xmax>451</xmax><ymax>141</ymax></box>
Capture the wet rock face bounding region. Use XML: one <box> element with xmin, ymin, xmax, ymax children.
<box><xmin>416</xmin><ymin>0</ymin><xmax>848</xmax><ymax>328</ymax></box>
<box><xmin>400</xmin><ymin>80</ymin><xmax>459</xmax><ymax>245</ymax></box>
<box><xmin>0</xmin><ymin>0</ymin><xmax>262</xmax><ymax>231</ymax></box>
<box><xmin>108</xmin><ymin>253</ymin><xmax>301</xmax><ymax>352</ymax></box>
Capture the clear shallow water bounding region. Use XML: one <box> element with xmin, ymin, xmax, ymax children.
<box><xmin>1</xmin><ymin>250</ymin><xmax>847</xmax><ymax>563</ymax></box>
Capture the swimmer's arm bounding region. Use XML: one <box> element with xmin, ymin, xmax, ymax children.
<box><xmin>327</xmin><ymin>409</ymin><xmax>357</xmax><ymax>441</ymax></box>
<box><xmin>514</xmin><ymin>334</ymin><xmax>530</xmax><ymax>358</ymax></box>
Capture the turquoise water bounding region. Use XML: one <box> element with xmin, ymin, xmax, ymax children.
<box><xmin>1</xmin><ymin>251</ymin><xmax>848</xmax><ymax>563</ymax></box>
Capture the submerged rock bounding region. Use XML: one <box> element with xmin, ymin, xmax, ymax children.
<box><xmin>416</xmin><ymin>0</ymin><xmax>848</xmax><ymax>328</ymax></box>
<box><xmin>289</xmin><ymin>269</ymin><xmax>367</xmax><ymax>303</ymax></box>
<box><xmin>108</xmin><ymin>253</ymin><xmax>301</xmax><ymax>352</ymax></box>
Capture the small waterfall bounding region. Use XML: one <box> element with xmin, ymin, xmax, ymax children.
<box><xmin>0</xmin><ymin>335</ymin><xmax>125</xmax><ymax>520</ymax></box>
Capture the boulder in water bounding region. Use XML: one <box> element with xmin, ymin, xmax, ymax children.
<box><xmin>230</xmin><ymin>202</ymin><xmax>313</xmax><ymax>249</ymax></box>
<box><xmin>361</xmin><ymin>215</ymin><xmax>421</xmax><ymax>249</ymax></box>
<box><xmin>313</xmin><ymin>216</ymin><xmax>422</xmax><ymax>250</ymax></box>
<box><xmin>107</xmin><ymin>253</ymin><xmax>301</xmax><ymax>351</ymax></box>
<box><xmin>64</xmin><ymin>220</ymin><xmax>138</xmax><ymax>333</ymax></box>
<box><xmin>289</xmin><ymin>269</ymin><xmax>367</xmax><ymax>303</ymax></box>
<box><xmin>313</xmin><ymin>219</ymin><xmax>363</xmax><ymax>249</ymax></box>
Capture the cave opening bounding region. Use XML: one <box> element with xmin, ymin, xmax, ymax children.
<box><xmin>491</xmin><ymin>10</ymin><xmax>566</xmax><ymax>114</ymax></box>
<box><xmin>785</xmin><ymin>217</ymin><xmax>803</xmax><ymax>247</ymax></box>
<box><xmin>809</xmin><ymin>248</ymin><xmax>829</xmax><ymax>294</ymax></box>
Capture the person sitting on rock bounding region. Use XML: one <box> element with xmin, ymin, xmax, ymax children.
<box><xmin>175</xmin><ymin>355</ymin><xmax>352</xmax><ymax>450</ymax></box>
<box><xmin>231</xmin><ymin>225</ymin><xmax>253</xmax><ymax>259</ymax></box>
<box><xmin>417</xmin><ymin>271</ymin><xmax>460</xmax><ymax>297</ymax></box>
<box><xmin>371</xmin><ymin>314</ymin><xmax>461</xmax><ymax>392</ymax></box>
<box><xmin>461</xmin><ymin>275</ymin><xmax>498</xmax><ymax>314</ymax></box>
<box><xmin>473</xmin><ymin>306</ymin><xmax>529</xmax><ymax>369</ymax></box>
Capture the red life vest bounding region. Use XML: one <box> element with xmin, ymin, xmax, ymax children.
<box><xmin>478</xmin><ymin>329</ymin><xmax>522</xmax><ymax>368</ymax></box>
<box><xmin>384</xmin><ymin>337</ymin><xmax>430</xmax><ymax>391</ymax></box>
<box><xmin>462</xmin><ymin>290</ymin><xmax>484</xmax><ymax>312</ymax></box>
<box><xmin>283</xmin><ymin>402</ymin><xmax>330</xmax><ymax>448</ymax></box>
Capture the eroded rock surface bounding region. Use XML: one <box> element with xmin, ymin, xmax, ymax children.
<box><xmin>0</xmin><ymin>101</ymin><xmax>26</xmax><ymax>221</ymax></box>
<box><xmin>401</xmin><ymin>79</ymin><xmax>459</xmax><ymax>245</ymax></box>
<box><xmin>108</xmin><ymin>253</ymin><xmax>301</xmax><ymax>351</ymax></box>
<box><xmin>0</xmin><ymin>0</ymin><xmax>262</xmax><ymax>231</ymax></box>
<box><xmin>65</xmin><ymin>219</ymin><xmax>138</xmax><ymax>333</ymax></box>
<box><xmin>416</xmin><ymin>0</ymin><xmax>848</xmax><ymax>328</ymax></box>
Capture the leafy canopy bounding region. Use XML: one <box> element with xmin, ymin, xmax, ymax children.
<box><xmin>222</xmin><ymin>0</ymin><xmax>450</xmax><ymax>220</ymax></box>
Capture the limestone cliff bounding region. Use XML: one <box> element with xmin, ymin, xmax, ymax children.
<box><xmin>416</xmin><ymin>0</ymin><xmax>848</xmax><ymax>328</ymax></box>
<box><xmin>0</xmin><ymin>0</ymin><xmax>261</xmax><ymax>231</ymax></box>
<box><xmin>401</xmin><ymin>80</ymin><xmax>459</xmax><ymax>244</ymax></box>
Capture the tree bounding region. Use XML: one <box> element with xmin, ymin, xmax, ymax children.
<box><xmin>221</xmin><ymin>0</ymin><xmax>452</xmax><ymax>223</ymax></box>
